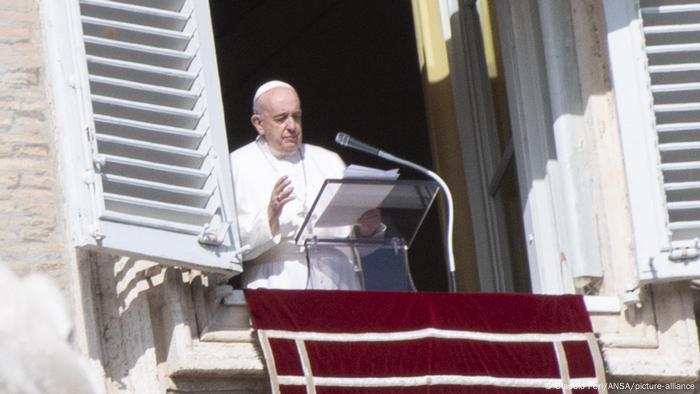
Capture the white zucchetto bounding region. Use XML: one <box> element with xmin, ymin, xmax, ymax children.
<box><xmin>253</xmin><ymin>80</ymin><xmax>294</xmax><ymax>105</ymax></box>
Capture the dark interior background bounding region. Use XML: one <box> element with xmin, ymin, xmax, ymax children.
<box><xmin>210</xmin><ymin>0</ymin><xmax>447</xmax><ymax>291</ymax></box>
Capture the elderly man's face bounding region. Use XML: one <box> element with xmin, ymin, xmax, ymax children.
<box><xmin>251</xmin><ymin>87</ymin><xmax>303</xmax><ymax>155</ymax></box>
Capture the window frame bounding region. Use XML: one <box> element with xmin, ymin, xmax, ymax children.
<box><xmin>493</xmin><ymin>0</ymin><xmax>577</xmax><ymax>294</ymax></box>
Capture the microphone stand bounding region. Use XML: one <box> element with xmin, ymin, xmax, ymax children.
<box><xmin>377</xmin><ymin>151</ymin><xmax>458</xmax><ymax>293</ymax></box>
<box><xmin>335</xmin><ymin>132</ymin><xmax>457</xmax><ymax>292</ymax></box>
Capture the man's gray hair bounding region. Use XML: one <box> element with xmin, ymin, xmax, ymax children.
<box><xmin>252</xmin><ymin>80</ymin><xmax>295</xmax><ymax>113</ymax></box>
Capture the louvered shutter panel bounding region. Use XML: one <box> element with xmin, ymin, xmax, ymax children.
<box><xmin>73</xmin><ymin>0</ymin><xmax>241</xmax><ymax>272</ymax></box>
<box><xmin>643</xmin><ymin>2</ymin><xmax>700</xmax><ymax>242</ymax></box>
<box><xmin>631</xmin><ymin>1</ymin><xmax>700</xmax><ymax>282</ymax></box>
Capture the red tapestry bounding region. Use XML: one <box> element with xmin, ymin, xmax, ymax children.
<box><xmin>245</xmin><ymin>289</ymin><xmax>606</xmax><ymax>394</ymax></box>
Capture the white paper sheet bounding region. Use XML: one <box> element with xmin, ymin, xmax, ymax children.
<box><xmin>312</xmin><ymin>165</ymin><xmax>399</xmax><ymax>228</ymax></box>
<box><xmin>343</xmin><ymin>164</ymin><xmax>399</xmax><ymax>180</ymax></box>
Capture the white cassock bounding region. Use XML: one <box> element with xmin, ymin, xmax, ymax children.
<box><xmin>230</xmin><ymin>137</ymin><xmax>361</xmax><ymax>289</ymax></box>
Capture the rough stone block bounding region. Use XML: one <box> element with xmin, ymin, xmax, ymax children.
<box><xmin>19</xmin><ymin>174</ymin><xmax>53</xmax><ymax>190</ymax></box>
<box><xmin>0</xmin><ymin>174</ymin><xmax>20</xmax><ymax>189</ymax></box>
<box><xmin>9</xmin><ymin>116</ymin><xmax>45</xmax><ymax>133</ymax></box>
<box><xmin>0</xmin><ymin>68</ymin><xmax>40</xmax><ymax>87</ymax></box>
<box><xmin>16</xmin><ymin>143</ymin><xmax>49</xmax><ymax>158</ymax></box>
<box><xmin>0</xmin><ymin>25</ymin><xmax>32</xmax><ymax>44</ymax></box>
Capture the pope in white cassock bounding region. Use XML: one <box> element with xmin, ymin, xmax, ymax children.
<box><xmin>230</xmin><ymin>81</ymin><xmax>381</xmax><ymax>289</ymax></box>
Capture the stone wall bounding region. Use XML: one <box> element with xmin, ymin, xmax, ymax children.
<box><xmin>0</xmin><ymin>0</ymin><xmax>71</xmax><ymax>289</ymax></box>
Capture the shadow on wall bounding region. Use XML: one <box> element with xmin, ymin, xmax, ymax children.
<box><xmin>0</xmin><ymin>265</ymin><xmax>102</xmax><ymax>394</ymax></box>
<box><xmin>90</xmin><ymin>254</ymin><xmax>166</xmax><ymax>392</ymax></box>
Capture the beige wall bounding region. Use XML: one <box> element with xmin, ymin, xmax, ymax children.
<box><xmin>0</xmin><ymin>0</ymin><xmax>72</xmax><ymax>289</ymax></box>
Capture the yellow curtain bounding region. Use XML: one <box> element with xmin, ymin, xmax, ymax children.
<box><xmin>411</xmin><ymin>0</ymin><xmax>479</xmax><ymax>292</ymax></box>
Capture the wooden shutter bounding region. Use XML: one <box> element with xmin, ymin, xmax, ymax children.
<box><xmin>606</xmin><ymin>0</ymin><xmax>700</xmax><ymax>282</ymax></box>
<box><xmin>70</xmin><ymin>0</ymin><xmax>240</xmax><ymax>272</ymax></box>
<box><xmin>642</xmin><ymin>1</ymin><xmax>700</xmax><ymax>246</ymax></box>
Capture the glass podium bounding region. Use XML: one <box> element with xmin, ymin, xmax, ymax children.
<box><xmin>295</xmin><ymin>178</ymin><xmax>439</xmax><ymax>291</ymax></box>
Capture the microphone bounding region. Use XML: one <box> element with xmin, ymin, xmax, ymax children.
<box><xmin>335</xmin><ymin>132</ymin><xmax>381</xmax><ymax>157</ymax></box>
<box><xmin>334</xmin><ymin>132</ymin><xmax>458</xmax><ymax>292</ymax></box>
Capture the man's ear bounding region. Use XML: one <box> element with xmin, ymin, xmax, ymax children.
<box><xmin>251</xmin><ymin>114</ymin><xmax>265</xmax><ymax>136</ymax></box>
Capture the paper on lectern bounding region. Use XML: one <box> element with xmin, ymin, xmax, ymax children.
<box><xmin>343</xmin><ymin>164</ymin><xmax>399</xmax><ymax>179</ymax></box>
<box><xmin>313</xmin><ymin>165</ymin><xmax>399</xmax><ymax>228</ymax></box>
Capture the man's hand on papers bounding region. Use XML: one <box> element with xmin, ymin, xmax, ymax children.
<box><xmin>355</xmin><ymin>208</ymin><xmax>382</xmax><ymax>237</ymax></box>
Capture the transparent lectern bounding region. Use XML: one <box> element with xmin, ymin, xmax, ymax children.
<box><xmin>295</xmin><ymin>178</ymin><xmax>439</xmax><ymax>291</ymax></box>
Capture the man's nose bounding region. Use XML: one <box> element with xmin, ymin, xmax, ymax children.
<box><xmin>284</xmin><ymin>116</ymin><xmax>297</xmax><ymax>130</ymax></box>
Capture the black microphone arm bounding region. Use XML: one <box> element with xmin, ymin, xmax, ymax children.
<box><xmin>335</xmin><ymin>132</ymin><xmax>457</xmax><ymax>292</ymax></box>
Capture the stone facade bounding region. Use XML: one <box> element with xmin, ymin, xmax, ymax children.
<box><xmin>84</xmin><ymin>254</ymin><xmax>268</xmax><ymax>393</ymax></box>
<box><xmin>0</xmin><ymin>0</ymin><xmax>70</xmax><ymax>288</ymax></box>
<box><xmin>1</xmin><ymin>0</ymin><xmax>700</xmax><ymax>393</ymax></box>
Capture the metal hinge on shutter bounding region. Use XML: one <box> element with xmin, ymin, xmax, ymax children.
<box><xmin>667</xmin><ymin>240</ymin><xmax>700</xmax><ymax>260</ymax></box>
<box><xmin>197</xmin><ymin>209</ymin><xmax>231</xmax><ymax>246</ymax></box>
<box><xmin>82</xmin><ymin>123</ymin><xmax>107</xmax><ymax>241</ymax></box>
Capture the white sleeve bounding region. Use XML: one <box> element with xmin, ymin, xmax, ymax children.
<box><xmin>230</xmin><ymin>150</ymin><xmax>281</xmax><ymax>260</ymax></box>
